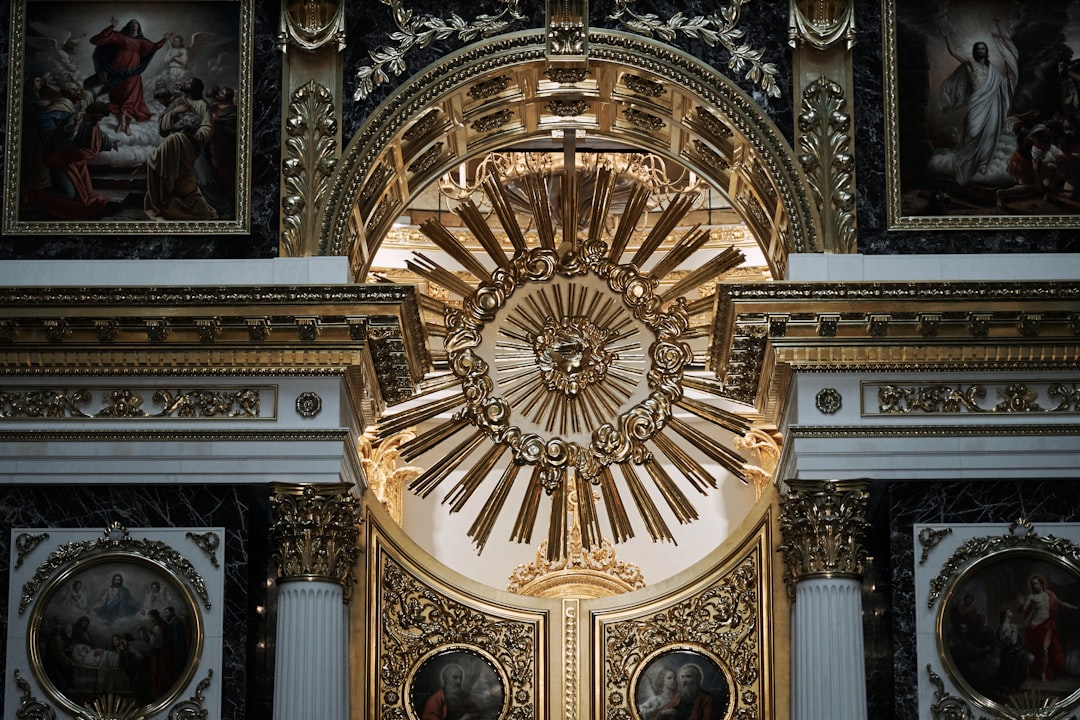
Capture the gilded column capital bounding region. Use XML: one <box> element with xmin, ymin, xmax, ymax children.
<box><xmin>779</xmin><ymin>478</ymin><xmax>869</xmax><ymax>596</ymax></box>
<box><xmin>270</xmin><ymin>482</ymin><xmax>362</xmax><ymax>602</ymax></box>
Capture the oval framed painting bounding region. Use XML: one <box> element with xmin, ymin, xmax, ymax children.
<box><xmin>27</xmin><ymin>550</ymin><xmax>204</xmax><ymax>717</ymax></box>
<box><xmin>631</xmin><ymin>646</ymin><xmax>733</xmax><ymax>720</ymax></box>
<box><xmin>407</xmin><ymin>645</ymin><xmax>508</xmax><ymax>720</ymax></box>
<box><xmin>937</xmin><ymin>546</ymin><xmax>1080</xmax><ymax>715</ymax></box>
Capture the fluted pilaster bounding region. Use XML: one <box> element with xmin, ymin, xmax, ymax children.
<box><xmin>270</xmin><ymin>483</ymin><xmax>361</xmax><ymax>720</ymax></box>
<box><xmin>781</xmin><ymin>479</ymin><xmax>869</xmax><ymax>720</ymax></box>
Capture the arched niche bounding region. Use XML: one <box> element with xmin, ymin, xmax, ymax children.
<box><xmin>321</xmin><ymin>29</ymin><xmax>820</xmax><ymax>280</ymax></box>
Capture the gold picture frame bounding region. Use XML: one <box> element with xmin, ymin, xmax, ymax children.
<box><xmin>406</xmin><ymin>645</ymin><xmax>509</xmax><ymax>720</ymax></box>
<box><xmin>883</xmin><ymin>0</ymin><xmax>1080</xmax><ymax>229</ymax></box>
<box><xmin>26</xmin><ymin>549</ymin><xmax>205</xmax><ymax>717</ymax></box>
<box><xmin>931</xmin><ymin>525</ymin><xmax>1080</xmax><ymax>717</ymax></box>
<box><xmin>3</xmin><ymin>0</ymin><xmax>252</xmax><ymax>235</ymax></box>
<box><xmin>630</xmin><ymin>646</ymin><xmax>732</xmax><ymax>720</ymax></box>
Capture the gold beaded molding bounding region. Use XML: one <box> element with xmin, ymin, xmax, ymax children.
<box><xmin>778</xmin><ymin>478</ymin><xmax>868</xmax><ymax>597</ymax></box>
<box><xmin>270</xmin><ymin>483</ymin><xmax>362</xmax><ymax>602</ymax></box>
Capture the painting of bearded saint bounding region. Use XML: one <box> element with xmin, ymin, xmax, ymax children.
<box><xmin>887</xmin><ymin>0</ymin><xmax>1080</xmax><ymax>227</ymax></box>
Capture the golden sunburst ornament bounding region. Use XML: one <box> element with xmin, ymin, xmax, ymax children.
<box><xmin>373</xmin><ymin>151</ymin><xmax>754</xmax><ymax>561</ymax></box>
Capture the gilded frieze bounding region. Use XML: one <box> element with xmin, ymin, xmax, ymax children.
<box><xmin>867</xmin><ymin>382</ymin><xmax>1080</xmax><ymax>416</ymax></box>
<box><xmin>0</xmin><ymin>387</ymin><xmax>267</xmax><ymax>420</ymax></box>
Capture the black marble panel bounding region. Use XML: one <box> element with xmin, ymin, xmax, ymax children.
<box><xmin>872</xmin><ymin>479</ymin><xmax>1080</xmax><ymax>720</ymax></box>
<box><xmin>0</xmin><ymin>484</ymin><xmax>275</xmax><ymax>720</ymax></box>
<box><xmin>0</xmin><ymin>0</ymin><xmax>281</xmax><ymax>260</ymax></box>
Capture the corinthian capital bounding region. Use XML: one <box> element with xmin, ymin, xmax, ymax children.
<box><xmin>271</xmin><ymin>483</ymin><xmax>362</xmax><ymax>600</ymax></box>
<box><xmin>779</xmin><ymin>479</ymin><xmax>869</xmax><ymax>596</ymax></box>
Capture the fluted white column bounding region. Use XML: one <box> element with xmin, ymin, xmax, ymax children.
<box><xmin>781</xmin><ymin>479</ymin><xmax>869</xmax><ymax>720</ymax></box>
<box><xmin>274</xmin><ymin>581</ymin><xmax>347</xmax><ymax>720</ymax></box>
<box><xmin>270</xmin><ymin>483</ymin><xmax>361</xmax><ymax>720</ymax></box>
<box><xmin>792</xmin><ymin>577</ymin><xmax>867</xmax><ymax>720</ymax></box>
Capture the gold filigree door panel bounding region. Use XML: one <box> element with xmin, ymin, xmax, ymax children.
<box><xmin>355</xmin><ymin>489</ymin><xmax>788</xmax><ymax>720</ymax></box>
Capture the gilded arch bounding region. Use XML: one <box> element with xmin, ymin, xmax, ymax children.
<box><xmin>321</xmin><ymin>29</ymin><xmax>820</xmax><ymax>280</ymax></box>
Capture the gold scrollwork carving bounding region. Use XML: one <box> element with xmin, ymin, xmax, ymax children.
<box><xmin>270</xmin><ymin>483</ymin><xmax>362</xmax><ymax>601</ymax></box>
<box><xmin>0</xmin><ymin>387</ymin><xmax>264</xmax><ymax>420</ymax></box>
<box><xmin>917</xmin><ymin>527</ymin><xmax>953</xmax><ymax>565</ymax></box>
<box><xmin>622</xmin><ymin>107</ymin><xmax>664</xmax><ymax>132</ymax></box>
<box><xmin>872</xmin><ymin>382</ymin><xmax>1080</xmax><ymax>415</ymax></box>
<box><xmin>377</xmin><ymin>555</ymin><xmax>537</xmax><ymax>719</ymax></box>
<box><xmin>797</xmin><ymin>76</ymin><xmax>856</xmax><ymax>254</ymax></box>
<box><xmin>186</xmin><ymin>531</ymin><xmax>222</xmax><ymax>568</ymax></box>
<box><xmin>788</xmin><ymin>0</ymin><xmax>856</xmax><ymax>50</ymax></box>
<box><xmin>471</xmin><ymin>109</ymin><xmax>516</xmax><ymax>133</ymax></box>
<box><xmin>547</xmin><ymin>0</ymin><xmax>587</xmax><ymax>58</ymax></box>
<box><xmin>15</xmin><ymin>532</ymin><xmax>50</xmax><ymax>569</ymax></box>
<box><xmin>779</xmin><ymin>479</ymin><xmax>868</xmax><ymax>595</ymax></box>
<box><xmin>622</xmin><ymin>74</ymin><xmax>665</xmax><ymax>97</ymax></box>
<box><xmin>13</xmin><ymin>669</ymin><xmax>55</xmax><ymax>720</ymax></box>
<box><xmin>282</xmin><ymin>80</ymin><xmax>338</xmax><ymax>258</ymax></box>
<box><xmin>408</xmin><ymin>143</ymin><xmax>445</xmax><ymax>174</ymax></box>
<box><xmin>608</xmin><ymin>0</ymin><xmax>780</xmax><ymax>97</ymax></box>
<box><xmin>601</xmin><ymin>553</ymin><xmax>764</xmax><ymax>718</ymax></box>
<box><xmin>507</xmin><ymin>486</ymin><xmax>645</xmax><ymax>598</ymax></box>
<box><xmin>279</xmin><ymin>0</ymin><xmax>345</xmax><ymax>52</ymax></box>
<box><xmin>354</xmin><ymin>1</ymin><xmax>528</xmax><ymax>100</ymax></box>
<box><xmin>926</xmin><ymin>664</ymin><xmax>974</xmax><ymax>720</ymax></box>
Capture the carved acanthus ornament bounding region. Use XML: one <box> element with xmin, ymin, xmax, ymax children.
<box><xmin>354</xmin><ymin>0</ymin><xmax>528</xmax><ymax>100</ymax></box>
<box><xmin>608</xmin><ymin>0</ymin><xmax>780</xmax><ymax>98</ymax></box>
<box><xmin>357</xmin><ymin>430</ymin><xmax>423</xmax><ymax>525</ymax></box>
<box><xmin>733</xmin><ymin>426</ymin><xmax>782</xmax><ymax>499</ymax></box>
<box><xmin>797</xmin><ymin>76</ymin><xmax>856</xmax><ymax>253</ymax></box>
<box><xmin>779</xmin><ymin>479</ymin><xmax>868</xmax><ymax>597</ymax></box>
<box><xmin>270</xmin><ymin>483</ymin><xmax>362</xmax><ymax>602</ymax></box>
<box><xmin>282</xmin><ymin>81</ymin><xmax>338</xmax><ymax>257</ymax></box>
<box><xmin>507</xmin><ymin>485</ymin><xmax>646</xmax><ymax>598</ymax></box>
<box><xmin>279</xmin><ymin>0</ymin><xmax>345</xmax><ymax>51</ymax></box>
<box><xmin>546</xmin><ymin>0</ymin><xmax>588</xmax><ymax>60</ymax></box>
<box><xmin>788</xmin><ymin>0</ymin><xmax>856</xmax><ymax>50</ymax></box>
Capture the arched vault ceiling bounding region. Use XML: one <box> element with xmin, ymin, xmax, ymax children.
<box><xmin>322</xmin><ymin>29</ymin><xmax>820</xmax><ymax>279</ymax></box>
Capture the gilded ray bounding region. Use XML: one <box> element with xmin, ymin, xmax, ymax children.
<box><xmin>408</xmin><ymin>430</ymin><xmax>487</xmax><ymax>498</ymax></box>
<box><xmin>619</xmin><ymin>462</ymin><xmax>674</xmax><ymax>543</ymax></box>
<box><xmin>418</xmin><ymin>219</ymin><xmax>490</xmax><ymax>280</ymax></box>
<box><xmin>468</xmin><ymin>461</ymin><xmax>522</xmax><ymax>552</ymax></box>
<box><xmin>659</xmin><ymin>247</ymin><xmax>744</xmax><ymax>304</ymax></box>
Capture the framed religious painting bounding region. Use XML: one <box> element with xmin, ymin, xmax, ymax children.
<box><xmin>883</xmin><ymin>0</ymin><xmax>1080</xmax><ymax>229</ymax></box>
<box><xmin>2</xmin><ymin>0</ymin><xmax>252</xmax><ymax>235</ymax></box>
<box><xmin>406</xmin><ymin>646</ymin><xmax>508</xmax><ymax>720</ymax></box>
<box><xmin>6</xmin><ymin>525</ymin><xmax>222</xmax><ymax>719</ymax></box>
<box><xmin>919</xmin><ymin>521</ymin><xmax>1080</xmax><ymax>719</ymax></box>
<box><xmin>630</xmin><ymin>647</ymin><xmax>732</xmax><ymax>720</ymax></box>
